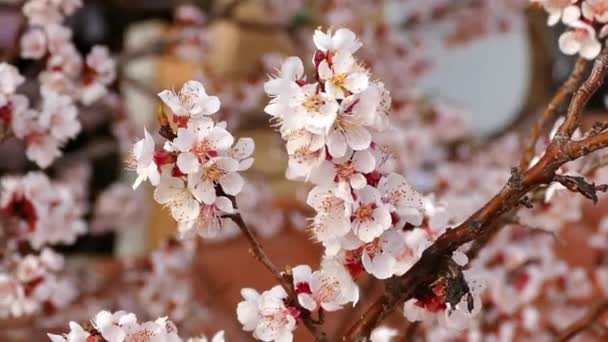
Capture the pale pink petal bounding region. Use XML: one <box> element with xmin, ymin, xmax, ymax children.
<box><xmin>177</xmin><ymin>152</ymin><xmax>200</xmax><ymax>174</ymax></box>
<box><xmin>344</xmin><ymin>126</ymin><xmax>371</xmax><ymax>151</ymax></box>
<box><xmin>352</xmin><ymin>150</ymin><xmax>376</xmax><ymax>173</ymax></box>
<box><xmin>219</xmin><ymin>172</ymin><xmax>244</xmax><ymax>195</ymax></box>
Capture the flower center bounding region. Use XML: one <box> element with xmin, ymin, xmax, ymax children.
<box><xmin>352</xmin><ymin>203</ymin><xmax>375</xmax><ymax>222</ymax></box>
<box><xmin>335</xmin><ymin>112</ymin><xmax>360</xmax><ymax>133</ymax></box>
<box><xmin>361</xmin><ymin>239</ymin><xmax>382</xmax><ymax>257</ymax></box>
<box><xmin>192</xmin><ymin>141</ymin><xmax>217</xmax><ymax>159</ymax></box>
<box><xmin>303</xmin><ymin>94</ymin><xmax>323</xmax><ymax>112</ymax></box>
<box><xmin>203</xmin><ymin>164</ymin><xmax>225</xmax><ymax>182</ymax></box>
<box><xmin>335</xmin><ymin>162</ymin><xmax>356</xmax><ymax>182</ymax></box>
<box><xmin>321</xmin><ymin>195</ymin><xmax>345</xmax><ymax>212</ymax></box>
<box><xmin>331</xmin><ymin>73</ymin><xmax>346</xmax><ymax>88</ymax></box>
<box><xmin>316</xmin><ymin>276</ymin><xmax>340</xmax><ymax>302</ymax></box>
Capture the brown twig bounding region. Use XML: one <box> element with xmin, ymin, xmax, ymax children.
<box><xmin>557</xmin><ymin>50</ymin><xmax>608</xmax><ymax>138</ymax></box>
<box><xmin>228</xmin><ymin>212</ymin><xmax>328</xmax><ymax>341</ymax></box>
<box><xmin>557</xmin><ymin>299</ymin><xmax>608</xmax><ymax>341</ymax></box>
<box><xmin>229</xmin><ymin>213</ymin><xmax>290</xmax><ymax>290</ymax></box>
<box><xmin>519</xmin><ymin>57</ymin><xmax>589</xmax><ymax>170</ymax></box>
<box><xmin>341</xmin><ymin>47</ymin><xmax>608</xmax><ymax>342</ymax></box>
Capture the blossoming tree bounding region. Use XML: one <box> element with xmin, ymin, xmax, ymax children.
<box><xmin>5</xmin><ymin>0</ymin><xmax>608</xmax><ymax>341</ymax></box>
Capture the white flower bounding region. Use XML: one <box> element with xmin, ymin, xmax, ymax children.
<box><xmin>46</xmin><ymin>43</ymin><xmax>82</xmax><ymax>77</ymax></box>
<box><xmin>25</xmin><ymin>131</ymin><xmax>62</xmax><ymax>168</ymax></box>
<box><xmin>81</xmin><ymin>45</ymin><xmax>116</xmax><ymax>105</ymax></box>
<box><xmin>154</xmin><ymin>174</ymin><xmax>200</xmax><ymax>222</ymax></box>
<box><xmin>0</xmin><ymin>63</ymin><xmax>25</xmax><ymax>95</ymax></box>
<box><xmin>378</xmin><ymin>173</ymin><xmax>424</xmax><ymax>226</ymax></box>
<box><xmin>53</xmin><ymin>311</ymin><xmax>188</xmax><ymax>342</ymax></box>
<box><xmin>92</xmin><ymin>310</ymin><xmax>137</xmax><ymax>342</ymax></box>
<box><xmin>46</xmin><ymin>24</ymin><xmax>73</xmax><ymax>54</ymax></box>
<box><xmin>38</xmin><ymin>89</ymin><xmax>81</xmax><ymax>141</ymax></box>
<box><xmin>187</xmin><ymin>157</ymin><xmax>243</xmax><ymax>204</ymax></box>
<box><xmin>20</xmin><ymin>28</ymin><xmax>47</xmax><ymax>59</ymax></box>
<box><xmin>264</xmin><ymin>56</ymin><xmax>304</xmax><ymax>98</ymax></box>
<box><xmin>326</xmin><ymin>87</ymin><xmax>381</xmax><ymax>158</ymax></box>
<box><xmin>284</xmin><ymin>131</ymin><xmax>326</xmax><ymax>180</ymax></box>
<box><xmin>558</xmin><ymin>21</ymin><xmax>602</xmax><ymax>59</ymax></box>
<box><xmin>313</xmin><ymin>28</ymin><xmax>362</xmax><ymax>55</ymax></box>
<box><xmin>307</xmin><ymin>184</ymin><xmax>353</xmax><ymax>243</ymax></box>
<box><xmin>533</xmin><ymin>0</ymin><xmax>579</xmax><ymax>25</ymax></box>
<box><xmin>158</xmin><ymin>80</ymin><xmax>220</xmax><ymax>117</ymax></box>
<box><xmin>48</xmin><ymin>322</ymin><xmax>90</xmax><ymax>342</ymax></box>
<box><xmin>237</xmin><ymin>286</ymin><xmax>297</xmax><ymax>342</ymax></box>
<box><xmin>131</xmin><ymin>128</ymin><xmax>160</xmax><ymax>189</ymax></box>
<box><xmin>317</xmin><ymin>52</ymin><xmax>368</xmax><ymax>99</ymax></box>
<box><xmin>1</xmin><ymin>172</ymin><xmax>86</xmax><ymax>248</ymax></box>
<box><xmin>286</xmin><ymin>83</ymin><xmax>339</xmax><ymax>135</ymax></box>
<box><xmin>229</xmin><ymin>137</ymin><xmax>255</xmax><ymax>171</ymax></box>
<box><xmin>168</xmin><ymin>119</ymin><xmax>234</xmax><ymax>174</ymax></box>
<box><xmin>582</xmin><ymin>0</ymin><xmax>608</xmax><ymax>22</ymax></box>
<box><xmin>23</xmin><ymin>0</ymin><xmax>63</xmax><ymax>27</ymax></box>
<box><xmin>311</xmin><ymin>149</ymin><xmax>375</xmax><ymax>189</ymax></box>
<box><xmin>177</xmin><ymin>196</ymin><xmax>237</xmax><ymax>238</ymax></box>
<box><xmin>351</xmin><ymin>186</ymin><xmax>392</xmax><ymax>242</ymax></box>
<box><xmin>362</xmin><ymin>229</ymin><xmax>431</xmax><ymax>279</ymax></box>
<box><xmin>292</xmin><ymin>259</ymin><xmax>359</xmax><ymax>312</ymax></box>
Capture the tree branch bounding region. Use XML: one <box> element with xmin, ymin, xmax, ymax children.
<box><xmin>519</xmin><ymin>57</ymin><xmax>589</xmax><ymax>170</ymax></box>
<box><xmin>557</xmin><ymin>48</ymin><xmax>608</xmax><ymax>138</ymax></box>
<box><xmin>341</xmin><ymin>47</ymin><xmax>608</xmax><ymax>342</ymax></box>
<box><xmin>557</xmin><ymin>299</ymin><xmax>608</xmax><ymax>341</ymax></box>
<box><xmin>228</xmin><ymin>212</ymin><xmax>328</xmax><ymax>341</ymax></box>
<box><xmin>229</xmin><ymin>213</ymin><xmax>288</xmax><ymax>288</ymax></box>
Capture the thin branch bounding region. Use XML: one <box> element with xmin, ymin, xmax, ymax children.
<box><xmin>553</xmin><ymin>174</ymin><xmax>608</xmax><ymax>203</ymax></box>
<box><xmin>557</xmin><ymin>49</ymin><xmax>608</xmax><ymax>138</ymax></box>
<box><xmin>557</xmin><ymin>299</ymin><xmax>608</xmax><ymax>341</ymax></box>
<box><xmin>229</xmin><ymin>213</ymin><xmax>290</xmax><ymax>290</ymax></box>
<box><xmin>341</xmin><ymin>47</ymin><xmax>608</xmax><ymax>342</ymax></box>
<box><xmin>519</xmin><ymin>57</ymin><xmax>589</xmax><ymax>170</ymax></box>
<box><xmin>228</xmin><ymin>212</ymin><xmax>328</xmax><ymax>341</ymax></box>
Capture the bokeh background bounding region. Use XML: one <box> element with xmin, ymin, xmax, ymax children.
<box><xmin>2</xmin><ymin>0</ymin><xmax>608</xmax><ymax>341</ymax></box>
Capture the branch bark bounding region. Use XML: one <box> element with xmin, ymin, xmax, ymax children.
<box><xmin>228</xmin><ymin>212</ymin><xmax>328</xmax><ymax>341</ymax></box>
<box><xmin>341</xmin><ymin>47</ymin><xmax>608</xmax><ymax>341</ymax></box>
<box><xmin>519</xmin><ymin>57</ymin><xmax>589</xmax><ymax>170</ymax></box>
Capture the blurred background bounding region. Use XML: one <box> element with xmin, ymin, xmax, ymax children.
<box><xmin>2</xmin><ymin>0</ymin><xmax>608</xmax><ymax>340</ymax></box>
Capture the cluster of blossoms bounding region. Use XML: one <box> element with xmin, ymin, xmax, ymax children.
<box><xmin>0</xmin><ymin>248</ymin><xmax>76</xmax><ymax>319</ymax></box>
<box><xmin>267</xmin><ymin>27</ymin><xmax>434</xmax><ymax>280</ymax></box>
<box><xmin>237</xmin><ymin>286</ymin><xmax>298</xmax><ymax>342</ymax></box>
<box><xmin>533</xmin><ymin>0</ymin><xmax>608</xmax><ymax>59</ymax></box>
<box><xmin>0</xmin><ymin>0</ymin><xmax>116</xmax><ymax>167</ymax></box>
<box><xmin>130</xmin><ymin>80</ymin><xmax>254</xmax><ymax>239</ymax></box>
<box><xmin>21</xmin><ymin>0</ymin><xmax>116</xmax><ymax>104</ymax></box>
<box><xmin>0</xmin><ymin>172</ymin><xmax>86</xmax><ymax>249</ymax></box>
<box><xmin>233</xmin><ymin>28</ymin><xmax>485</xmax><ymax>340</ymax></box>
<box><xmin>121</xmin><ymin>240</ymin><xmax>197</xmax><ymax>323</ymax></box>
<box><xmin>48</xmin><ymin>310</ymin><xmax>224</xmax><ymax>342</ymax></box>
